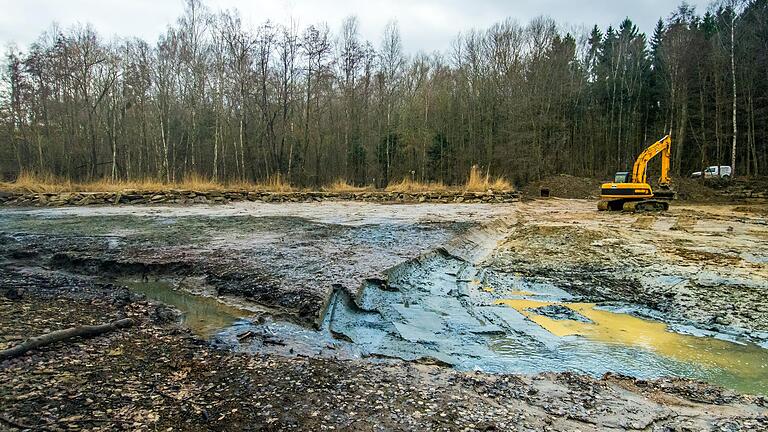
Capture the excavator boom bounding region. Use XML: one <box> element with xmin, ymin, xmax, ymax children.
<box><xmin>632</xmin><ymin>135</ymin><xmax>671</xmax><ymax>187</ymax></box>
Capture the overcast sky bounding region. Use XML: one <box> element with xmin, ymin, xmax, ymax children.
<box><xmin>1</xmin><ymin>0</ymin><xmax>712</xmax><ymax>53</ymax></box>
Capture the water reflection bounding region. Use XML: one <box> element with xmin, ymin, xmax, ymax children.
<box><xmin>496</xmin><ymin>298</ymin><xmax>768</xmax><ymax>395</ymax></box>
<box><xmin>123</xmin><ymin>279</ymin><xmax>249</xmax><ymax>337</ymax></box>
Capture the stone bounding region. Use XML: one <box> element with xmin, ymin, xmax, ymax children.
<box><xmin>714</xmin><ymin>315</ymin><xmax>732</xmax><ymax>326</ymax></box>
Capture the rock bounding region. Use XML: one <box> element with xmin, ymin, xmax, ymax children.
<box><xmin>1</xmin><ymin>189</ymin><xmax>520</xmax><ymax>206</ymax></box>
<box><xmin>714</xmin><ymin>314</ymin><xmax>732</xmax><ymax>326</ymax></box>
<box><xmin>2</xmin><ymin>286</ymin><xmax>23</xmax><ymax>300</ymax></box>
<box><xmin>529</xmin><ymin>305</ymin><xmax>593</xmax><ymax>323</ymax></box>
<box><xmin>151</xmin><ymin>304</ymin><xmax>182</xmax><ymax>324</ymax></box>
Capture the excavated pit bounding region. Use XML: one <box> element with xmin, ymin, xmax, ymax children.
<box><xmin>2</xmin><ymin>201</ymin><xmax>768</xmax><ymax>397</ymax></box>
<box><xmin>219</xmin><ymin>247</ymin><xmax>768</xmax><ymax>396</ymax></box>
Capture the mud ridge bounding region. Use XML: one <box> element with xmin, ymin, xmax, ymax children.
<box><xmin>49</xmin><ymin>252</ymin><xmax>194</xmax><ymax>278</ymax></box>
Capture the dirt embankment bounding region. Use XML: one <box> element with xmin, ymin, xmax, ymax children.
<box><xmin>678</xmin><ymin>177</ymin><xmax>768</xmax><ymax>201</ymax></box>
<box><xmin>521</xmin><ymin>175</ymin><xmax>603</xmax><ymax>199</ymax></box>
<box><xmin>521</xmin><ymin>174</ymin><xmax>768</xmax><ymax>202</ymax></box>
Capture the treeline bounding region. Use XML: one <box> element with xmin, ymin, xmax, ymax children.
<box><xmin>1</xmin><ymin>0</ymin><xmax>766</xmax><ymax>186</ymax></box>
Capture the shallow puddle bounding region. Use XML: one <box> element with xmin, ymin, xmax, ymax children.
<box><xmin>123</xmin><ymin>280</ymin><xmax>250</xmax><ymax>338</ymax></box>
<box><xmin>496</xmin><ymin>298</ymin><xmax>768</xmax><ymax>395</ymax></box>
<box><xmin>315</xmin><ymin>251</ymin><xmax>768</xmax><ymax>396</ymax></box>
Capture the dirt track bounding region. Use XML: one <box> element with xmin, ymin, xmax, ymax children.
<box><xmin>1</xmin><ymin>199</ymin><xmax>768</xmax><ymax>430</ymax></box>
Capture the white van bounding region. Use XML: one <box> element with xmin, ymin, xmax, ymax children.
<box><xmin>691</xmin><ymin>166</ymin><xmax>732</xmax><ymax>179</ymax></box>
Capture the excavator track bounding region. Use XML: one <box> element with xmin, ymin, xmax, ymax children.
<box><xmin>622</xmin><ymin>200</ymin><xmax>669</xmax><ymax>212</ymax></box>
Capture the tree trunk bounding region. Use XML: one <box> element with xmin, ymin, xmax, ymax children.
<box><xmin>0</xmin><ymin>318</ymin><xmax>133</xmax><ymax>361</ymax></box>
<box><xmin>730</xmin><ymin>15</ymin><xmax>737</xmax><ymax>175</ymax></box>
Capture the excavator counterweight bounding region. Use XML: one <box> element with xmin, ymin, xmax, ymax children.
<box><xmin>598</xmin><ymin>135</ymin><xmax>675</xmax><ymax>212</ymax></box>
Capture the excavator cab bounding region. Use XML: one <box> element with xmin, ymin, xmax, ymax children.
<box><xmin>613</xmin><ymin>172</ymin><xmax>631</xmax><ymax>183</ymax></box>
<box><xmin>598</xmin><ymin>135</ymin><xmax>675</xmax><ymax>212</ymax></box>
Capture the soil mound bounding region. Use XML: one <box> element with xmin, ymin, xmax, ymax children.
<box><xmin>522</xmin><ymin>175</ymin><xmax>602</xmax><ymax>199</ymax></box>
<box><xmin>675</xmin><ymin>176</ymin><xmax>768</xmax><ymax>202</ymax></box>
<box><xmin>673</xmin><ymin>177</ymin><xmax>726</xmax><ymax>201</ymax></box>
<box><xmin>523</xmin><ymin>174</ymin><xmax>768</xmax><ymax>203</ymax></box>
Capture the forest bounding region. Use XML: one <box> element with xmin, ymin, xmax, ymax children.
<box><xmin>0</xmin><ymin>0</ymin><xmax>766</xmax><ymax>187</ymax></box>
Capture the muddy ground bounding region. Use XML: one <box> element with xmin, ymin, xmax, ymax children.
<box><xmin>1</xmin><ymin>200</ymin><xmax>768</xmax><ymax>431</ymax></box>
<box><xmin>486</xmin><ymin>200</ymin><xmax>768</xmax><ymax>346</ymax></box>
<box><xmin>0</xmin><ymin>203</ymin><xmax>512</xmax><ymax>324</ymax></box>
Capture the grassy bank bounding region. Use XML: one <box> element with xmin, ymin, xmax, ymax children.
<box><xmin>0</xmin><ymin>166</ymin><xmax>513</xmax><ymax>194</ymax></box>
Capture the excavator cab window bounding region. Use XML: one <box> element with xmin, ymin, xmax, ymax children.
<box><xmin>614</xmin><ymin>172</ymin><xmax>631</xmax><ymax>183</ymax></box>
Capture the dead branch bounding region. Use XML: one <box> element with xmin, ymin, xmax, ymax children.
<box><xmin>0</xmin><ymin>318</ymin><xmax>133</xmax><ymax>361</ymax></box>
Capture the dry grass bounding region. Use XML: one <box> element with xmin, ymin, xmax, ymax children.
<box><xmin>0</xmin><ymin>172</ymin><xmax>73</xmax><ymax>193</ymax></box>
<box><xmin>0</xmin><ymin>171</ymin><xmax>295</xmax><ymax>193</ymax></box>
<box><xmin>385</xmin><ymin>166</ymin><xmax>513</xmax><ymax>193</ymax></box>
<box><xmin>385</xmin><ymin>177</ymin><xmax>450</xmax><ymax>193</ymax></box>
<box><xmin>227</xmin><ymin>173</ymin><xmax>295</xmax><ymax>192</ymax></box>
<box><xmin>252</xmin><ymin>173</ymin><xmax>294</xmax><ymax>193</ymax></box>
<box><xmin>463</xmin><ymin>165</ymin><xmax>513</xmax><ymax>192</ymax></box>
<box><xmin>1</xmin><ymin>166</ymin><xmax>514</xmax><ymax>194</ymax></box>
<box><xmin>175</xmin><ymin>173</ymin><xmax>225</xmax><ymax>191</ymax></box>
<box><xmin>323</xmin><ymin>179</ymin><xmax>372</xmax><ymax>193</ymax></box>
<box><xmin>79</xmin><ymin>178</ymin><xmax>175</xmax><ymax>192</ymax></box>
<box><xmin>0</xmin><ymin>172</ymin><xmax>225</xmax><ymax>193</ymax></box>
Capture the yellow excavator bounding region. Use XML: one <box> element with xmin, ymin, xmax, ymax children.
<box><xmin>598</xmin><ymin>135</ymin><xmax>675</xmax><ymax>212</ymax></box>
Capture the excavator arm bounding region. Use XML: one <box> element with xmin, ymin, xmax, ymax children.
<box><xmin>632</xmin><ymin>135</ymin><xmax>671</xmax><ymax>187</ymax></box>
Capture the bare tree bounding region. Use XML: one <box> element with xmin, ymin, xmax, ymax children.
<box><xmin>1</xmin><ymin>2</ymin><xmax>767</xmax><ymax>186</ymax></box>
<box><xmin>713</xmin><ymin>0</ymin><xmax>746</xmax><ymax>176</ymax></box>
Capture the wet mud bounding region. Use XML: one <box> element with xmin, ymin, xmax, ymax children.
<box><xmin>0</xmin><ymin>202</ymin><xmax>498</xmax><ymax>325</ymax></box>
<box><xmin>240</xmin><ymin>244</ymin><xmax>765</xmax><ymax>395</ymax></box>
<box><xmin>2</xmin><ymin>199</ymin><xmax>768</xmax><ymax>430</ymax></box>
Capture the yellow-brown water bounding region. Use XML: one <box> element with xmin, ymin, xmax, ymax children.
<box><xmin>496</xmin><ymin>298</ymin><xmax>768</xmax><ymax>395</ymax></box>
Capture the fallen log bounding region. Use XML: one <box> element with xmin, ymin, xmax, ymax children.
<box><xmin>0</xmin><ymin>318</ymin><xmax>134</xmax><ymax>361</ymax></box>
